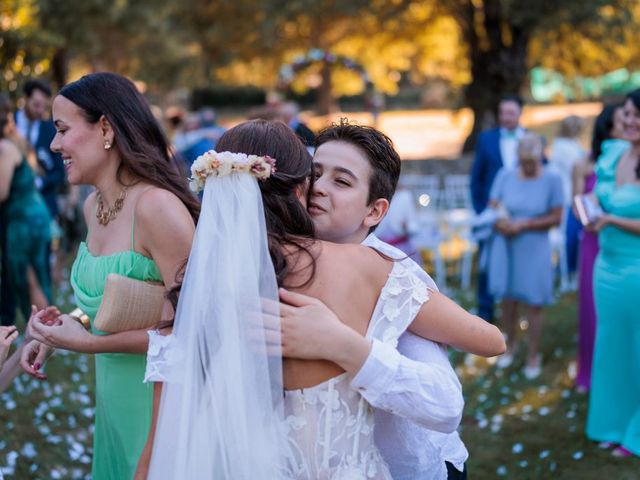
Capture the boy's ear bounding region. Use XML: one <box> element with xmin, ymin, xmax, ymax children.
<box><xmin>363</xmin><ymin>198</ymin><xmax>390</xmax><ymax>229</ymax></box>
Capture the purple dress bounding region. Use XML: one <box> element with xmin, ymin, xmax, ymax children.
<box><xmin>576</xmin><ymin>171</ymin><xmax>598</xmax><ymax>391</ymax></box>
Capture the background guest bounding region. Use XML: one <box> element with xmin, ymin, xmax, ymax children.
<box><xmin>470</xmin><ymin>94</ymin><xmax>526</xmax><ymax>322</ymax></box>
<box><xmin>549</xmin><ymin>115</ymin><xmax>586</xmax><ymax>287</ymax></box>
<box><xmin>587</xmin><ymin>89</ymin><xmax>640</xmax><ymax>458</ymax></box>
<box><xmin>488</xmin><ymin>133</ymin><xmax>563</xmax><ymax>379</ymax></box>
<box><xmin>0</xmin><ymin>94</ymin><xmax>52</xmax><ymax>325</ymax></box>
<box><xmin>572</xmin><ymin>104</ymin><xmax>626</xmax><ymax>393</ymax></box>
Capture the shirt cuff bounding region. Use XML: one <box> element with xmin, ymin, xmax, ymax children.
<box><xmin>350</xmin><ymin>339</ymin><xmax>401</xmax><ymax>405</ymax></box>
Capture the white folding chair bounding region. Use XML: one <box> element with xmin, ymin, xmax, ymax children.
<box><xmin>443</xmin><ymin>174</ymin><xmax>472</xmax><ymax>210</ymax></box>
<box><xmin>400</xmin><ymin>174</ymin><xmax>443</xmax><ymax>210</ymax></box>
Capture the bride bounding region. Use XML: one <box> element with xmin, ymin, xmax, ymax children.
<box><xmin>137</xmin><ymin>120</ymin><xmax>462</xmax><ymax>479</ymax></box>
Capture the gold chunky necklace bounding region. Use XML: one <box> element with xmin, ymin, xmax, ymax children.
<box><xmin>96</xmin><ymin>187</ymin><xmax>127</xmax><ymax>226</ymax></box>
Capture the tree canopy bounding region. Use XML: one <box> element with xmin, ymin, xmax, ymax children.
<box><xmin>2</xmin><ymin>0</ymin><xmax>639</xmax><ymax>145</ymax></box>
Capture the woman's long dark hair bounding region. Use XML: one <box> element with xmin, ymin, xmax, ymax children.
<box><xmin>59</xmin><ymin>72</ymin><xmax>200</xmax><ymax>224</ymax></box>
<box><xmin>162</xmin><ymin>120</ymin><xmax>316</xmax><ymax>325</ymax></box>
<box><xmin>216</xmin><ymin>120</ymin><xmax>316</xmax><ymax>286</ymax></box>
<box><xmin>591</xmin><ymin>103</ymin><xmax>621</xmax><ymax>162</ymax></box>
<box><xmin>626</xmin><ymin>89</ymin><xmax>640</xmax><ymax>179</ymax></box>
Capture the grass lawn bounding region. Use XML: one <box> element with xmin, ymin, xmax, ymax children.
<box><xmin>1</xmin><ymin>288</ymin><xmax>639</xmax><ymax>478</ymax></box>
<box><xmin>457</xmin><ymin>293</ymin><xmax>640</xmax><ymax>479</ymax></box>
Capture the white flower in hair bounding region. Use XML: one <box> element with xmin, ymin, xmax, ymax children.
<box><xmin>189</xmin><ymin>150</ymin><xmax>276</xmax><ymax>193</ymax></box>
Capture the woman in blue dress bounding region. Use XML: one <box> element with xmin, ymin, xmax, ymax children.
<box><xmin>586</xmin><ymin>89</ymin><xmax>640</xmax><ymax>458</ymax></box>
<box><xmin>488</xmin><ymin>133</ymin><xmax>564</xmax><ymax>379</ymax></box>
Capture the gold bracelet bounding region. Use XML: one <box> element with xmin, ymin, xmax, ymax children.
<box><xmin>68</xmin><ymin>308</ymin><xmax>91</xmax><ymax>330</ymax></box>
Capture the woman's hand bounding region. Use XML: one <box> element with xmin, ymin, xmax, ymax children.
<box><xmin>0</xmin><ymin>325</ymin><xmax>19</xmax><ymax>368</ymax></box>
<box><xmin>25</xmin><ymin>305</ymin><xmax>62</xmax><ymax>343</ymax></box>
<box><xmin>19</xmin><ymin>340</ymin><xmax>53</xmax><ymax>380</ymax></box>
<box><xmin>495</xmin><ymin>219</ymin><xmax>525</xmax><ymax>237</ymax></box>
<box><xmin>589</xmin><ymin>214</ymin><xmax>612</xmax><ymax>233</ymax></box>
<box><xmin>29</xmin><ymin>313</ymin><xmax>94</xmax><ymax>353</ymax></box>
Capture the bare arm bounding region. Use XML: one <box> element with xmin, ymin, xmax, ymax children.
<box><xmin>572</xmin><ymin>159</ymin><xmax>589</xmax><ymax>199</ymax></box>
<box><xmin>0</xmin><ymin>140</ymin><xmax>21</xmax><ymax>202</ymax></box>
<box><xmin>594</xmin><ymin>213</ymin><xmax>640</xmax><ymax>235</ymax></box>
<box><xmin>408</xmin><ymin>290</ymin><xmax>506</xmax><ymax>357</ymax></box>
<box><xmin>135</xmin><ymin>382</ymin><xmax>163</xmax><ymax>479</ymax></box>
<box><xmin>30</xmin><ymin>189</ymin><xmax>194</xmax><ymax>354</ymax></box>
<box><xmin>517</xmin><ymin>206</ymin><xmax>563</xmax><ymax>232</ymax></box>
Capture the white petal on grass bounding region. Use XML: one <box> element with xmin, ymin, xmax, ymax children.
<box><xmin>539</xmin><ymin>450</ymin><xmax>550</xmax><ymax>459</ymax></box>
<box><xmin>496</xmin><ymin>466</ymin><xmax>508</xmax><ymax>476</ymax></box>
<box><xmin>21</xmin><ymin>442</ymin><xmax>37</xmax><ymax>459</ymax></box>
<box><xmin>573</xmin><ymin>451</ymin><xmax>584</xmax><ymax>460</ymax></box>
<box><xmin>512</xmin><ymin>443</ymin><xmax>524</xmax><ymax>454</ymax></box>
<box><xmin>6</xmin><ymin>451</ymin><xmax>19</xmax><ymax>466</ymax></box>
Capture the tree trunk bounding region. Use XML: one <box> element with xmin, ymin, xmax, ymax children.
<box><xmin>461</xmin><ymin>47</ymin><xmax>528</xmax><ymax>152</ymax></box>
<box><xmin>317</xmin><ymin>61</ymin><xmax>337</xmax><ymax>115</ymax></box>
<box><xmin>456</xmin><ymin>0</ymin><xmax>533</xmax><ymax>152</ymax></box>
<box><xmin>51</xmin><ymin>49</ymin><xmax>68</xmax><ymax>89</ymax></box>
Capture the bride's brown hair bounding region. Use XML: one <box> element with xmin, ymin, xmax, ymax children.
<box><xmin>215</xmin><ymin>119</ymin><xmax>316</xmax><ymax>286</ymax></box>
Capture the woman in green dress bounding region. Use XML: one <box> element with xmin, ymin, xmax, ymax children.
<box><xmin>22</xmin><ymin>73</ymin><xmax>199</xmax><ymax>479</ymax></box>
<box><xmin>0</xmin><ymin>93</ymin><xmax>51</xmax><ymax>324</ymax></box>
<box><xmin>586</xmin><ymin>89</ymin><xmax>640</xmax><ymax>458</ymax></box>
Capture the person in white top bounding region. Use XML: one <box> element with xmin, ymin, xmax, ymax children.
<box><xmin>548</xmin><ymin>115</ymin><xmax>586</xmax><ymax>281</ymax></box>
<box><xmin>281</xmin><ymin>121</ymin><xmax>506</xmax><ymax>479</ymax></box>
<box><xmin>374</xmin><ymin>187</ymin><xmax>422</xmax><ymax>265</ymax></box>
<box><xmin>549</xmin><ymin>116</ymin><xmax>586</xmax><ymax>207</ymax></box>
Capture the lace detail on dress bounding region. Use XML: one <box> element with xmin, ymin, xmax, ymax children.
<box><xmin>283</xmin><ymin>261</ymin><xmax>429</xmax><ymax>479</ymax></box>
<box><xmin>144</xmin><ymin>331</ymin><xmax>183</xmax><ymax>383</ymax></box>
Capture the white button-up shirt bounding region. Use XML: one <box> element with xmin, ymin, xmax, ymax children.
<box><xmin>352</xmin><ymin>234</ymin><xmax>468</xmax><ymax>479</ymax></box>
<box><xmin>15</xmin><ymin>109</ymin><xmax>40</xmax><ymax>147</ymax></box>
<box><xmin>500</xmin><ymin>126</ymin><xmax>526</xmax><ymax>170</ymax></box>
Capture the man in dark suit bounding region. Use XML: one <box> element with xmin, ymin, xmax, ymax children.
<box><xmin>15</xmin><ymin>79</ymin><xmax>65</xmax><ymax>219</ymax></box>
<box><xmin>470</xmin><ymin>94</ymin><xmax>525</xmax><ymax>322</ymax></box>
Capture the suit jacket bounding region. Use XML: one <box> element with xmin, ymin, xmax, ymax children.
<box><xmin>470</xmin><ymin>128</ymin><xmax>503</xmax><ymax>214</ymax></box>
<box><xmin>15</xmin><ymin>111</ymin><xmax>65</xmax><ymax>217</ymax></box>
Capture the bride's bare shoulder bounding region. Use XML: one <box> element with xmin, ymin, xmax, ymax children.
<box><xmin>315</xmin><ymin>240</ymin><xmax>392</xmax><ymax>277</ymax></box>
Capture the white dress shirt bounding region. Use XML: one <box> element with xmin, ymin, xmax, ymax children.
<box><xmin>15</xmin><ymin>109</ymin><xmax>40</xmax><ymax>147</ymax></box>
<box><xmin>499</xmin><ymin>126</ymin><xmax>526</xmax><ymax>170</ymax></box>
<box><xmin>352</xmin><ymin>234</ymin><xmax>469</xmax><ymax>479</ymax></box>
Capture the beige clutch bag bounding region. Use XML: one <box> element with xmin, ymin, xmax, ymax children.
<box><xmin>94</xmin><ymin>273</ymin><xmax>166</xmax><ymax>333</ymax></box>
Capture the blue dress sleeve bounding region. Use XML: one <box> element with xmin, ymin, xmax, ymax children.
<box><xmin>489</xmin><ymin>167</ymin><xmax>507</xmax><ymax>204</ymax></box>
<box><xmin>548</xmin><ymin>171</ymin><xmax>565</xmax><ymax>209</ymax></box>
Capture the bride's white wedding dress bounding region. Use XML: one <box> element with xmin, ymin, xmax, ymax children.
<box><xmin>282</xmin><ymin>260</ymin><xmax>430</xmax><ymax>479</ymax></box>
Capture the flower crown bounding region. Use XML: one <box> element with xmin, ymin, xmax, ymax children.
<box><xmin>189</xmin><ymin>150</ymin><xmax>276</xmax><ymax>193</ymax></box>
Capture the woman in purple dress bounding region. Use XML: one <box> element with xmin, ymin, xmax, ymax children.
<box><xmin>572</xmin><ymin>104</ymin><xmax>626</xmax><ymax>392</ymax></box>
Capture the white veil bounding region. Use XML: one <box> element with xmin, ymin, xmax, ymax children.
<box><xmin>147</xmin><ymin>166</ymin><xmax>288</xmax><ymax>478</ymax></box>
